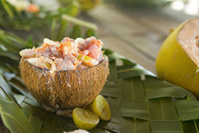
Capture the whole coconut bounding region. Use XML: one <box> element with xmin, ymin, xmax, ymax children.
<box><xmin>19</xmin><ymin>56</ymin><xmax>109</xmax><ymax>111</ymax></box>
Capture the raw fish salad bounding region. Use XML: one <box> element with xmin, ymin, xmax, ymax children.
<box><xmin>20</xmin><ymin>37</ymin><xmax>104</xmax><ymax>73</ymax></box>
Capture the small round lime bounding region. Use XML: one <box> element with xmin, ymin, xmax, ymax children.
<box><xmin>72</xmin><ymin>108</ymin><xmax>99</xmax><ymax>130</ymax></box>
<box><xmin>91</xmin><ymin>95</ymin><xmax>111</xmax><ymax>121</ymax></box>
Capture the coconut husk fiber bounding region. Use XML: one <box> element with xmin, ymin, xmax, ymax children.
<box><xmin>19</xmin><ymin>56</ymin><xmax>109</xmax><ymax>111</ymax></box>
<box><xmin>156</xmin><ymin>17</ymin><xmax>199</xmax><ymax>98</ymax></box>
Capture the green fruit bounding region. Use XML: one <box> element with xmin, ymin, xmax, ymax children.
<box><xmin>156</xmin><ymin>18</ymin><xmax>199</xmax><ymax>98</ymax></box>
<box><xmin>72</xmin><ymin>108</ymin><xmax>99</xmax><ymax>130</ymax></box>
<box><xmin>91</xmin><ymin>95</ymin><xmax>111</xmax><ymax>121</ymax></box>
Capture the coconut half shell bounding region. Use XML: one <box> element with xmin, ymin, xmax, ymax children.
<box><xmin>19</xmin><ymin>56</ymin><xmax>109</xmax><ymax>110</ymax></box>
<box><xmin>156</xmin><ymin>17</ymin><xmax>199</xmax><ymax>98</ymax></box>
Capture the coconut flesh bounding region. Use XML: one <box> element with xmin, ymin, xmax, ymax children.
<box><xmin>19</xmin><ymin>37</ymin><xmax>109</xmax><ymax>111</ymax></box>
<box><xmin>177</xmin><ymin>18</ymin><xmax>199</xmax><ymax>66</ymax></box>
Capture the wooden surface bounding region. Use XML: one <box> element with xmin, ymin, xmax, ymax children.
<box><xmin>80</xmin><ymin>5</ymin><xmax>192</xmax><ymax>74</ymax></box>
<box><xmin>0</xmin><ymin>3</ymin><xmax>194</xmax><ymax>133</ymax></box>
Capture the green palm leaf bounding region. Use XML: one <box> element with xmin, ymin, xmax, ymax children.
<box><xmin>1</xmin><ymin>18</ymin><xmax>199</xmax><ymax>133</ymax></box>
<box><xmin>0</xmin><ymin>99</ymin><xmax>36</xmax><ymax>133</ymax></box>
<box><xmin>0</xmin><ymin>75</ymin><xmax>16</xmax><ymax>102</ymax></box>
<box><xmin>0</xmin><ymin>0</ymin><xmax>14</xmax><ymax>18</ymax></box>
